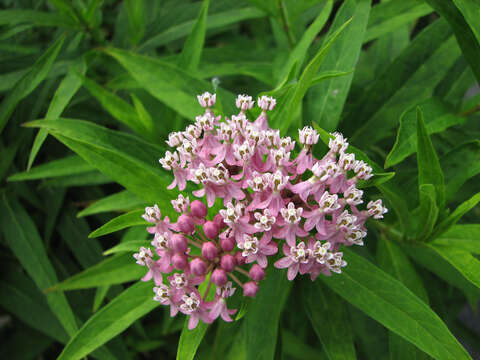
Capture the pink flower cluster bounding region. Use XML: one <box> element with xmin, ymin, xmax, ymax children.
<box><xmin>134</xmin><ymin>92</ymin><xmax>387</xmax><ymax>329</ymax></box>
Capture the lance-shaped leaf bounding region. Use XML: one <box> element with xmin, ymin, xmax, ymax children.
<box><xmin>416</xmin><ymin>184</ymin><xmax>439</xmax><ymax>241</ymax></box>
<box><xmin>103</xmin><ymin>240</ymin><xmax>149</xmax><ymax>255</ymax></box>
<box><xmin>57</xmin><ymin>281</ymin><xmax>159</xmax><ymax>360</ymax></box>
<box><xmin>416</xmin><ymin>107</ymin><xmax>445</xmax><ymax>211</ymax></box>
<box><xmin>350</xmin><ymin>19</ymin><xmax>461</xmax><ymax>146</ymax></box>
<box><xmin>431</xmin><ymin>225</ymin><xmax>480</xmax><ymax>254</ymax></box>
<box><xmin>272</xmin><ymin>17</ymin><xmax>353</xmax><ymax>134</ymax></box>
<box><xmin>306</xmin><ymin>0</ymin><xmax>371</xmax><ymax>132</ymax></box>
<box><xmin>28</xmin><ymin>57</ymin><xmax>87</xmax><ymax>169</ymax></box>
<box><xmin>303</xmin><ymin>282</ymin><xmax>356</xmax><ymax>360</ymax></box>
<box><xmin>49</xmin><ymin>254</ymin><xmax>145</xmax><ymax>291</ymax></box>
<box><xmin>89</xmin><ymin>209</ymin><xmax>149</xmax><ymax>238</ymax></box>
<box><xmin>80</xmin><ymin>74</ymin><xmax>156</xmax><ymax>139</ymax></box>
<box><xmin>321</xmin><ymin>249</ymin><xmax>471</xmax><ymax>360</ymax></box>
<box><xmin>377</xmin><ymin>237</ymin><xmax>430</xmax><ymax>360</ymax></box>
<box><xmin>24</xmin><ymin>119</ymin><xmax>173</xmax><ymax>203</ymax></box>
<box><xmin>428</xmin><ymin>244</ymin><xmax>480</xmax><ymax>290</ymax></box>
<box><xmin>426</xmin><ymin>0</ymin><xmax>480</xmax><ymax>83</ymax></box>
<box><xmin>441</xmin><ymin>141</ymin><xmax>480</xmax><ymax>202</ymax></box>
<box><xmin>178</xmin><ymin>0</ymin><xmax>209</xmax><ymax>73</ymax></box>
<box><xmin>9</xmin><ymin>155</ymin><xmax>94</xmax><ymax>181</ymax></box>
<box><xmin>78</xmin><ymin>190</ymin><xmax>147</xmax><ymax>217</ymax></box>
<box><xmin>364</xmin><ymin>0</ymin><xmax>433</xmax><ymax>42</ymax></box>
<box><xmin>385</xmin><ymin>98</ymin><xmax>465</xmax><ymax>168</ymax></box>
<box><xmin>276</xmin><ymin>0</ymin><xmax>333</xmax><ymax>84</ymax></box>
<box><xmin>138</xmin><ymin>7</ymin><xmax>265</xmax><ymax>52</ymax></box>
<box><xmin>0</xmin><ymin>35</ymin><xmax>65</xmax><ymax>133</ymax></box>
<box><xmin>125</xmin><ymin>0</ymin><xmax>146</xmax><ymax>45</ymax></box>
<box><xmin>431</xmin><ymin>192</ymin><xmax>480</xmax><ymax>239</ymax></box>
<box><xmin>0</xmin><ymin>10</ymin><xmax>79</xmax><ymax>28</ymax></box>
<box><xmin>0</xmin><ymin>193</ymin><xmax>78</xmax><ymax>336</ymax></box>
<box><xmin>104</xmin><ymin>47</ymin><xmax>236</xmax><ymax>118</ymax></box>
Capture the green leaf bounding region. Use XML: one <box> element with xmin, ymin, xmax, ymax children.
<box><xmin>303</xmin><ymin>282</ymin><xmax>356</xmax><ymax>360</ymax></box>
<box><xmin>426</xmin><ymin>0</ymin><xmax>480</xmax><ymax>83</ymax></box>
<box><xmin>103</xmin><ymin>240</ymin><xmax>149</xmax><ymax>255</ymax></box>
<box><xmin>24</xmin><ymin>118</ymin><xmax>173</xmax><ymax>203</ymax></box>
<box><xmin>416</xmin><ymin>184</ymin><xmax>439</xmax><ymax>241</ymax></box>
<box><xmin>321</xmin><ymin>249</ymin><xmax>471</xmax><ymax>360</ymax></box>
<box><xmin>0</xmin><ymin>35</ymin><xmax>65</xmax><ymax>134</ymax></box>
<box><xmin>9</xmin><ymin>155</ymin><xmax>94</xmax><ymax>181</ymax></box>
<box><xmin>416</xmin><ymin>107</ymin><xmax>445</xmax><ymax>211</ymax></box>
<box><xmin>364</xmin><ymin>0</ymin><xmax>433</xmax><ymax>42</ymax></box>
<box><xmin>104</xmin><ymin>48</ymin><xmax>236</xmax><ymax>119</ymax></box>
<box><xmin>403</xmin><ymin>242</ymin><xmax>480</xmax><ymax>309</ymax></box>
<box><xmin>139</xmin><ymin>7</ymin><xmax>265</xmax><ymax>52</ymax></box>
<box><xmin>0</xmin><ymin>10</ymin><xmax>78</xmax><ymax>28</ymax></box>
<box><xmin>306</xmin><ymin>0</ymin><xmax>371</xmax><ymax>132</ymax></box>
<box><xmin>199</xmin><ymin>62</ymin><xmax>274</xmax><ymax>85</ymax></box>
<box><xmin>357</xmin><ymin>172</ymin><xmax>395</xmax><ymax>189</ymax></box>
<box><xmin>0</xmin><ymin>270</ymin><xmax>68</xmax><ymax>343</ymax></box>
<box><xmin>385</xmin><ymin>98</ymin><xmax>465</xmax><ymax>168</ymax></box>
<box><xmin>89</xmin><ymin>209</ymin><xmax>148</xmax><ymax>238</ymax></box>
<box><xmin>125</xmin><ymin>0</ymin><xmax>146</xmax><ymax>45</ymax></box>
<box><xmin>57</xmin><ymin>282</ymin><xmax>159</xmax><ymax>360</ymax></box>
<box><xmin>277</xmin><ymin>0</ymin><xmax>333</xmax><ymax>84</ymax></box>
<box><xmin>28</xmin><ymin>58</ymin><xmax>87</xmax><ymax>170</ymax></box>
<box><xmin>80</xmin><ymin>74</ymin><xmax>156</xmax><ymax>139</ymax></box>
<box><xmin>49</xmin><ymin>254</ymin><xmax>145</xmax><ymax>291</ymax></box>
<box><xmin>78</xmin><ymin>190</ymin><xmax>147</xmax><ymax>217</ymax></box>
<box><xmin>0</xmin><ymin>193</ymin><xmax>78</xmax><ymax>336</ymax></box>
<box><xmin>431</xmin><ymin>225</ymin><xmax>480</xmax><ymax>254</ymax></box>
<box><xmin>428</xmin><ymin>244</ymin><xmax>480</xmax><ymax>290</ymax></box>
<box><xmin>178</xmin><ymin>0</ymin><xmax>209</xmax><ymax>73</ymax></box>
<box><xmin>431</xmin><ymin>192</ymin><xmax>480</xmax><ymax>239</ymax></box>
<box><xmin>237</xmin><ymin>269</ymin><xmax>292</xmax><ymax>360</ymax></box>
<box><xmin>272</xmin><ymin>17</ymin><xmax>353</xmax><ymax>134</ymax></box>
<box><xmin>377</xmin><ymin>237</ymin><xmax>428</xmax><ymax>303</ymax></box>
<box><xmin>350</xmin><ymin>19</ymin><xmax>461</xmax><ymax>146</ymax></box>
<box><xmin>376</xmin><ymin>236</ymin><xmax>430</xmax><ymax>360</ymax></box>
<box><xmin>441</xmin><ymin>141</ymin><xmax>480</xmax><ymax>202</ymax></box>
<box><xmin>41</xmin><ymin>171</ymin><xmax>111</xmax><ymax>188</ymax></box>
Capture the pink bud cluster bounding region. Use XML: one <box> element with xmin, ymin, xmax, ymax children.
<box><xmin>134</xmin><ymin>92</ymin><xmax>387</xmax><ymax>329</ymax></box>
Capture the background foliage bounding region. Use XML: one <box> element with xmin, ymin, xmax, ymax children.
<box><xmin>0</xmin><ymin>0</ymin><xmax>479</xmax><ymax>359</ymax></box>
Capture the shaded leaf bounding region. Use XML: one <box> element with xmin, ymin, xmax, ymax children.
<box><xmin>416</xmin><ymin>184</ymin><xmax>439</xmax><ymax>241</ymax></box>
<box><xmin>89</xmin><ymin>209</ymin><xmax>148</xmax><ymax>238</ymax></box>
<box><xmin>78</xmin><ymin>190</ymin><xmax>147</xmax><ymax>217</ymax></box>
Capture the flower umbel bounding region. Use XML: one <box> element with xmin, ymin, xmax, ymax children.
<box><xmin>134</xmin><ymin>92</ymin><xmax>386</xmax><ymax>329</ymax></box>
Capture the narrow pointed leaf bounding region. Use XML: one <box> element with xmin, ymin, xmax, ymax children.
<box><xmin>303</xmin><ymin>283</ymin><xmax>356</xmax><ymax>360</ymax></box>
<box><xmin>416</xmin><ymin>107</ymin><xmax>445</xmax><ymax>210</ymax></box>
<box><xmin>306</xmin><ymin>0</ymin><xmax>371</xmax><ymax>131</ymax></box>
<box><xmin>321</xmin><ymin>249</ymin><xmax>471</xmax><ymax>360</ymax></box>
<box><xmin>78</xmin><ymin>190</ymin><xmax>147</xmax><ymax>217</ymax></box>
<box><xmin>431</xmin><ymin>192</ymin><xmax>480</xmax><ymax>239</ymax></box>
<box><xmin>57</xmin><ymin>282</ymin><xmax>159</xmax><ymax>360</ymax></box>
<box><xmin>0</xmin><ymin>193</ymin><xmax>78</xmax><ymax>336</ymax></box>
<box><xmin>103</xmin><ymin>240</ymin><xmax>149</xmax><ymax>255</ymax></box>
<box><xmin>416</xmin><ymin>184</ymin><xmax>439</xmax><ymax>241</ymax></box>
<box><xmin>0</xmin><ymin>35</ymin><xmax>65</xmax><ymax>133</ymax></box>
<box><xmin>49</xmin><ymin>254</ymin><xmax>145</xmax><ymax>291</ymax></box>
<box><xmin>28</xmin><ymin>58</ymin><xmax>87</xmax><ymax>169</ymax></box>
<box><xmin>431</xmin><ymin>225</ymin><xmax>480</xmax><ymax>254</ymax></box>
<box><xmin>178</xmin><ymin>0</ymin><xmax>209</xmax><ymax>73</ymax></box>
<box><xmin>89</xmin><ymin>209</ymin><xmax>148</xmax><ymax>238</ymax></box>
<box><xmin>9</xmin><ymin>155</ymin><xmax>94</xmax><ymax>181</ymax></box>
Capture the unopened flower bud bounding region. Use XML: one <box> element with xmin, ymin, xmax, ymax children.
<box><xmin>213</xmin><ymin>213</ymin><xmax>226</xmax><ymax>229</ymax></box>
<box><xmin>202</xmin><ymin>241</ymin><xmax>218</xmax><ymax>260</ymax></box>
<box><xmin>220</xmin><ymin>237</ymin><xmax>235</xmax><ymax>252</ymax></box>
<box><xmin>177</xmin><ymin>214</ymin><xmax>195</xmax><ymax>234</ymax></box>
<box><xmin>220</xmin><ymin>254</ymin><xmax>236</xmax><ymax>272</ymax></box>
<box><xmin>172</xmin><ymin>253</ymin><xmax>188</xmax><ymax>269</ymax></box>
<box><xmin>249</xmin><ymin>264</ymin><xmax>265</xmax><ymax>281</ymax></box>
<box><xmin>243</xmin><ymin>281</ymin><xmax>259</xmax><ymax>297</ymax></box>
<box><xmin>190</xmin><ymin>258</ymin><xmax>207</xmax><ymax>276</ymax></box>
<box><xmin>170</xmin><ymin>234</ymin><xmax>188</xmax><ymax>253</ymax></box>
<box><xmin>235</xmin><ymin>251</ymin><xmax>246</xmax><ymax>266</ymax></box>
<box><xmin>190</xmin><ymin>200</ymin><xmax>207</xmax><ymax>218</ymax></box>
<box><xmin>212</xmin><ymin>269</ymin><xmax>227</xmax><ymax>286</ymax></box>
<box><xmin>203</xmin><ymin>221</ymin><xmax>219</xmax><ymax>239</ymax></box>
